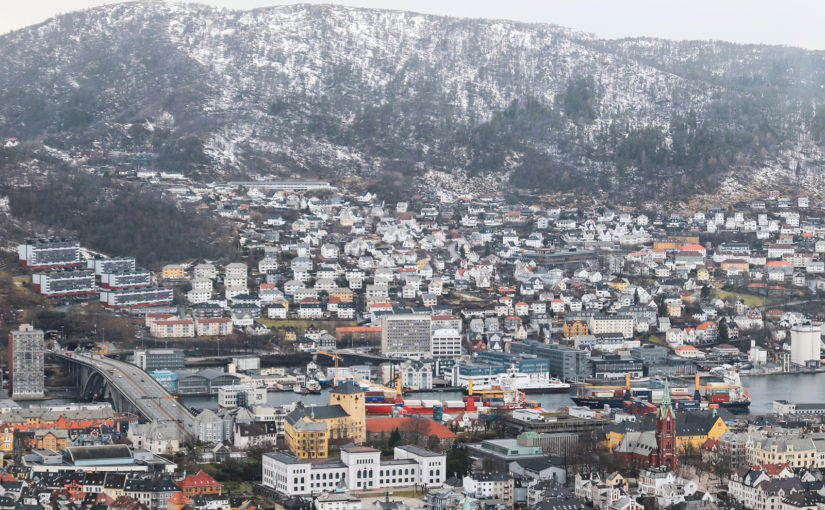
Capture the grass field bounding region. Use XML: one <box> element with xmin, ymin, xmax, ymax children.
<box><xmin>254</xmin><ymin>318</ymin><xmax>356</xmax><ymax>333</ymax></box>
<box><xmin>647</xmin><ymin>334</ymin><xmax>664</xmax><ymax>345</ymax></box>
<box><xmin>715</xmin><ymin>289</ymin><xmax>766</xmax><ymax>307</ymax></box>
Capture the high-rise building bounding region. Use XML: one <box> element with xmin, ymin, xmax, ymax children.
<box><xmin>9</xmin><ymin>324</ymin><xmax>45</xmax><ymax>399</ymax></box>
<box><xmin>380</xmin><ymin>314</ymin><xmax>431</xmax><ymax>359</ymax></box>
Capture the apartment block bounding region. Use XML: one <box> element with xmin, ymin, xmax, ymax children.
<box><xmin>381</xmin><ymin>314</ymin><xmax>432</xmax><ymax>359</ymax></box>
<box><xmin>32</xmin><ymin>270</ymin><xmax>96</xmax><ymax>297</ymax></box>
<box><xmin>150</xmin><ymin>320</ymin><xmax>195</xmax><ymax>339</ymax></box>
<box><xmin>9</xmin><ymin>324</ymin><xmax>45</xmax><ymax>399</ymax></box>
<box><xmin>195</xmin><ymin>318</ymin><xmax>233</xmax><ymax>336</ymax></box>
<box><xmin>99</xmin><ymin>287</ymin><xmax>174</xmax><ymax>308</ymax></box>
<box><xmin>18</xmin><ymin>239</ymin><xmax>81</xmax><ymax>268</ymax></box>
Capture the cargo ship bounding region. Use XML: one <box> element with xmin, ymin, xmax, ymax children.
<box><xmin>495</xmin><ymin>372</ymin><xmax>571</xmax><ymax>394</ymax></box>
<box><xmin>572</xmin><ymin>371</ymin><xmax>750</xmax><ymax>412</ymax></box>
<box><xmin>694</xmin><ymin>371</ymin><xmax>751</xmax><ymax>411</ymax></box>
<box><xmin>572</xmin><ymin>373</ymin><xmax>692</xmax><ymax>410</ymax></box>
<box><xmin>362</xmin><ymin>378</ymin><xmax>537</xmax><ymax>416</ymax></box>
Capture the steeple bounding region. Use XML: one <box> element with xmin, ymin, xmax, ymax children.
<box><xmin>655</xmin><ymin>377</ymin><xmax>678</xmax><ymax>470</ymax></box>
<box><xmin>658</xmin><ymin>379</ymin><xmax>674</xmax><ymax>419</ymax></box>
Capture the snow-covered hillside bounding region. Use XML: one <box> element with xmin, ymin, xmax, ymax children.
<box><xmin>1</xmin><ymin>2</ymin><xmax>824</xmax><ymax>197</ymax></box>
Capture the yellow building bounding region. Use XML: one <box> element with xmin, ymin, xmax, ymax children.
<box><xmin>563</xmin><ymin>320</ymin><xmax>589</xmax><ymax>338</ymax></box>
<box><xmin>608</xmin><ymin>278</ymin><xmax>628</xmax><ymax>291</ymax></box>
<box><xmin>284</xmin><ymin>381</ymin><xmax>366</xmax><ymax>459</ymax></box>
<box><xmin>747</xmin><ymin>436</ymin><xmax>820</xmax><ymax>468</ymax></box>
<box><xmin>0</xmin><ymin>426</ymin><xmax>13</xmax><ymax>453</ymax></box>
<box><xmin>285</xmin><ymin>414</ymin><xmax>329</xmax><ymax>459</ymax></box>
<box><xmin>654</xmin><ymin>237</ymin><xmax>699</xmax><ymax>251</ymax></box>
<box><xmin>605</xmin><ymin>411</ymin><xmax>728</xmax><ymax>453</ymax></box>
<box><xmin>653</xmin><ymin>239</ymin><xmax>680</xmax><ymax>251</ymax></box>
<box><xmin>161</xmin><ymin>264</ymin><xmax>187</xmax><ymax>279</ymax></box>
<box><xmin>329</xmin><ymin>288</ymin><xmax>355</xmax><ymax>303</ymax></box>
<box><xmin>35</xmin><ymin>429</ymin><xmax>68</xmax><ymax>450</ymax></box>
<box><xmin>667</xmin><ymin>302</ymin><xmax>683</xmax><ymax>318</ymax></box>
<box><xmin>721</xmin><ymin>260</ymin><xmax>750</xmax><ymax>272</ymax></box>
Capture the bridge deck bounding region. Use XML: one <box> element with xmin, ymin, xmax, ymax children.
<box><xmin>55</xmin><ymin>351</ymin><xmax>196</xmax><ymax>440</ymax></box>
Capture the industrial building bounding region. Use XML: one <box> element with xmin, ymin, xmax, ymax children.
<box><xmin>18</xmin><ymin>239</ymin><xmax>81</xmax><ymax>268</ymax></box>
<box><xmin>32</xmin><ymin>270</ymin><xmax>96</xmax><ymax>297</ymax></box>
<box><xmin>790</xmin><ymin>324</ymin><xmax>821</xmax><ymax>368</ymax></box>
<box><xmin>174</xmin><ymin>369</ymin><xmax>241</xmax><ymax>395</ymax></box>
<box><xmin>217</xmin><ymin>384</ymin><xmax>267</xmax><ymax>409</ymax></box>
<box><xmin>9</xmin><ymin>324</ymin><xmax>45</xmax><ymax>399</ymax></box>
<box><xmin>133</xmin><ymin>349</ymin><xmax>185</xmax><ymax>372</ymax></box>
<box><xmin>509</xmin><ymin>340</ymin><xmax>590</xmax><ymax>380</ymax></box>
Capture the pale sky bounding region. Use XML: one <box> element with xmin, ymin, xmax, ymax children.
<box><xmin>3</xmin><ymin>0</ymin><xmax>825</xmax><ymax>50</ymax></box>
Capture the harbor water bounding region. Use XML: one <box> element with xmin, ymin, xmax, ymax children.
<box><xmin>179</xmin><ymin>372</ymin><xmax>825</xmax><ymax>415</ymax></box>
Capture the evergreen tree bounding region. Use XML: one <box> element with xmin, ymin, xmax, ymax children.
<box><xmin>388</xmin><ymin>427</ymin><xmax>402</xmax><ymax>449</ymax></box>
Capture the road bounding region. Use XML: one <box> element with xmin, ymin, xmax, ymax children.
<box><xmin>58</xmin><ymin>351</ymin><xmax>197</xmax><ymax>440</ymax></box>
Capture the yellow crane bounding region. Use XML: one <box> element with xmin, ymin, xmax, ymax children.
<box><xmin>315</xmin><ymin>350</ymin><xmax>342</xmax><ymax>385</ymax></box>
<box><xmin>694</xmin><ymin>373</ymin><xmax>738</xmax><ymax>390</ymax></box>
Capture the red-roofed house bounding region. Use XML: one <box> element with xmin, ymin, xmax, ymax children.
<box><xmin>167</xmin><ymin>492</ymin><xmax>191</xmax><ymax>510</ymax></box>
<box><xmin>695</xmin><ymin>321</ymin><xmax>718</xmax><ymax>343</ymax></box>
<box><xmin>176</xmin><ymin>471</ymin><xmax>222</xmax><ymax>497</ymax></box>
<box><xmin>365</xmin><ymin>417</ymin><xmax>456</xmax><ymax>445</ymax></box>
<box><xmin>679</xmin><ymin>244</ymin><xmax>707</xmax><ymax>257</ymax></box>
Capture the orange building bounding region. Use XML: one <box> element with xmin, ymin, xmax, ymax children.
<box><xmin>175</xmin><ymin>471</ymin><xmax>222</xmax><ymax>497</ymax></box>
<box><xmin>563</xmin><ymin>320</ymin><xmax>589</xmax><ymax>338</ymax></box>
<box><xmin>35</xmin><ymin>430</ymin><xmax>68</xmax><ymax>450</ymax></box>
<box><xmin>653</xmin><ymin>239</ymin><xmax>679</xmax><ymax>251</ymax></box>
<box><xmin>720</xmin><ymin>259</ymin><xmax>750</xmax><ymax>272</ymax></box>
<box><xmin>167</xmin><ymin>492</ymin><xmax>190</xmax><ymax>510</ymax></box>
<box><xmin>365</xmin><ymin>417</ymin><xmax>456</xmax><ymax>446</ymax></box>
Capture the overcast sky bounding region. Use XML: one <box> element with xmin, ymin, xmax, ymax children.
<box><xmin>3</xmin><ymin>0</ymin><xmax>825</xmax><ymax>50</ymax></box>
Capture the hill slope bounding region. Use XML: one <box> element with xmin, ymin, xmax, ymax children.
<box><xmin>2</xmin><ymin>2</ymin><xmax>825</xmax><ymax>198</ymax></box>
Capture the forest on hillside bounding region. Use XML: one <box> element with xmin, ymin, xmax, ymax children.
<box><xmin>4</xmin><ymin>172</ymin><xmax>237</xmax><ymax>267</ymax></box>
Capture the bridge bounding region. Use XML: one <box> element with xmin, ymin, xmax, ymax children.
<box><xmin>54</xmin><ymin>350</ymin><xmax>197</xmax><ymax>441</ymax></box>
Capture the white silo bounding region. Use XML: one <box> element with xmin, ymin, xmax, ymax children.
<box><xmin>791</xmin><ymin>324</ymin><xmax>821</xmax><ymax>367</ymax></box>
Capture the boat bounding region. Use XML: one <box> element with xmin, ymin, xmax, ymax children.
<box><xmin>306</xmin><ymin>361</ymin><xmax>328</xmax><ymax>386</ymax></box>
<box><xmin>306</xmin><ymin>379</ymin><xmax>322</xmax><ymax>394</ymax></box>
<box><xmin>362</xmin><ymin>378</ymin><xmax>534</xmax><ymax>416</ymax></box>
<box><xmin>571</xmin><ymin>373</ymin><xmax>690</xmax><ymax>410</ymax></box>
<box><xmin>694</xmin><ymin>370</ymin><xmax>750</xmax><ymax>411</ymax></box>
<box><xmin>572</xmin><ymin>373</ymin><xmax>639</xmax><ymax>409</ymax></box>
<box><xmin>496</xmin><ymin>372</ymin><xmax>571</xmax><ymax>394</ymax></box>
<box><xmin>293</xmin><ymin>383</ymin><xmax>310</xmax><ymax>395</ymax></box>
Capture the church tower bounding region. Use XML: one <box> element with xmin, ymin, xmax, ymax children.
<box><xmin>330</xmin><ymin>381</ymin><xmax>366</xmax><ymax>442</ymax></box>
<box><xmin>655</xmin><ymin>379</ymin><xmax>678</xmax><ymax>470</ymax></box>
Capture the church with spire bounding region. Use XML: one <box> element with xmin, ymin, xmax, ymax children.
<box><xmin>614</xmin><ymin>380</ymin><xmax>679</xmax><ymax>471</ymax></box>
<box><xmin>652</xmin><ymin>381</ymin><xmax>678</xmax><ymax>470</ymax></box>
